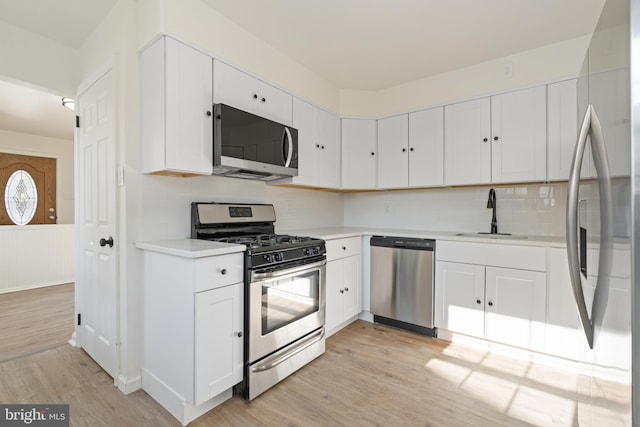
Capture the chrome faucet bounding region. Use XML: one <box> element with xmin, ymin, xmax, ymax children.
<box><xmin>487</xmin><ymin>188</ymin><xmax>498</xmax><ymax>234</ymax></box>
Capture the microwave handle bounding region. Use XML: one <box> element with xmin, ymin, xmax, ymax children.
<box><xmin>283</xmin><ymin>127</ymin><xmax>293</xmax><ymax>168</ymax></box>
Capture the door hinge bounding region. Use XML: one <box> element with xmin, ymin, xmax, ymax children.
<box><xmin>77</xmin><ymin>313</ymin><xmax>81</xmax><ymax>326</ymax></box>
<box><xmin>75</xmin><ymin>115</ymin><xmax>80</xmax><ymax>128</ymax></box>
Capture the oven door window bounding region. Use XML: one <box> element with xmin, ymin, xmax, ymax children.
<box><xmin>262</xmin><ymin>270</ymin><xmax>320</xmax><ymax>335</ymax></box>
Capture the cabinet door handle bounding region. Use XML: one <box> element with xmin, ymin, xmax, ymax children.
<box><xmin>253</xmin><ymin>93</ymin><xmax>258</xmax><ymax>99</ymax></box>
<box><xmin>476</xmin><ymin>299</ymin><xmax>481</xmax><ymax>305</ymax></box>
<box><xmin>493</xmin><ymin>136</ymin><xmax>499</xmax><ymax>141</ymax></box>
<box><xmin>371</xmin><ymin>152</ymin><xmax>375</xmax><ymax>156</ymax></box>
<box><xmin>402</xmin><ymin>148</ymin><xmax>406</xmax><ymax>152</ymax></box>
<box><xmin>339</xmin><ymin>289</ymin><xmax>344</xmax><ymax>294</ymax></box>
<box><xmin>410</xmin><ymin>147</ymin><xmax>414</xmax><ymax>152</ymax></box>
<box><xmin>483</xmin><ymin>138</ymin><xmax>488</xmax><ymax>142</ymax></box>
<box><xmin>220</xmin><ymin>268</ymin><xmax>227</xmax><ymax>275</ymax></box>
<box><xmin>487</xmin><ymin>301</ymin><xmax>494</xmax><ymax>307</ymax></box>
<box><xmin>236</xmin><ymin>331</ymin><xmax>243</xmax><ymax>338</ymax></box>
<box><xmin>342</xmin><ymin>246</ymin><xmax>346</xmax><ymax>250</ymax></box>
<box><xmin>261</xmin><ymin>97</ymin><xmax>266</xmax><ymax>103</ymax></box>
<box><xmin>344</xmin><ymin>287</ymin><xmax>349</xmax><ymax>292</ymax></box>
<box><xmin>206</xmin><ymin>110</ymin><xmax>212</xmax><ymax>116</ymax></box>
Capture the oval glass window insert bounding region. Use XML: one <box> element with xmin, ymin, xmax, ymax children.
<box><xmin>4</xmin><ymin>170</ymin><xmax>38</xmax><ymax>225</ymax></box>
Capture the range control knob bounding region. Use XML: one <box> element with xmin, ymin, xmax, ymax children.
<box><xmin>275</xmin><ymin>252</ymin><xmax>284</xmax><ymax>262</ymax></box>
<box><xmin>263</xmin><ymin>254</ymin><xmax>275</xmax><ymax>263</ymax></box>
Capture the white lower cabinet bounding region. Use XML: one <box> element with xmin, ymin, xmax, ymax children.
<box><xmin>141</xmin><ymin>248</ymin><xmax>244</xmax><ymax>425</ymax></box>
<box><xmin>195</xmin><ymin>283</ymin><xmax>243</xmax><ymax>404</ymax></box>
<box><xmin>325</xmin><ymin>237</ymin><xmax>362</xmax><ymax>336</ymax></box>
<box><xmin>435</xmin><ymin>241</ymin><xmax>546</xmax><ymax>352</ymax></box>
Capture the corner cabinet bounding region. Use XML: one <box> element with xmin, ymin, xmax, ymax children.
<box><xmin>140</xmin><ymin>36</ymin><xmax>214</xmax><ymax>176</ymax></box>
<box><xmin>139</xmin><ymin>242</ymin><xmax>244</xmax><ymax>425</ymax></box>
<box><xmin>341</xmin><ymin>119</ymin><xmax>377</xmax><ymax>189</ymax></box>
<box><xmin>213</xmin><ymin>59</ymin><xmax>292</xmax><ymax>126</ymax></box>
<box><xmin>444</xmin><ymin>86</ymin><xmax>546</xmax><ymax>185</ymax></box>
<box><xmin>325</xmin><ymin>236</ymin><xmax>362</xmax><ymax>336</ymax></box>
<box><xmin>377</xmin><ymin>108</ymin><xmax>444</xmax><ymax>189</ymax></box>
<box><xmin>435</xmin><ymin>241</ymin><xmax>546</xmax><ymax>352</ymax></box>
<box><xmin>288</xmin><ymin>97</ymin><xmax>340</xmax><ymax>188</ymax></box>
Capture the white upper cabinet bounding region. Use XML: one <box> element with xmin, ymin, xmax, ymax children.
<box><xmin>444</xmin><ymin>97</ymin><xmax>492</xmax><ymax>185</ymax></box>
<box><xmin>409</xmin><ymin>107</ymin><xmax>444</xmax><ymax>187</ymax></box>
<box><xmin>213</xmin><ymin>59</ymin><xmax>292</xmax><ymax>126</ymax></box>
<box><xmin>491</xmin><ymin>86</ymin><xmax>547</xmax><ymax>183</ymax></box>
<box><xmin>140</xmin><ymin>36</ymin><xmax>213</xmax><ymax>175</ymax></box>
<box><xmin>341</xmin><ymin>118</ymin><xmax>377</xmax><ymax>189</ymax></box>
<box><xmin>377</xmin><ymin>114</ymin><xmax>409</xmax><ymax>188</ymax></box>
<box><xmin>547</xmin><ymin>79</ymin><xmax>578</xmax><ymax>181</ymax></box>
<box><xmin>290</xmin><ymin>98</ymin><xmax>340</xmax><ymax>188</ymax></box>
<box><xmin>444</xmin><ymin>86</ymin><xmax>547</xmax><ymax>185</ymax></box>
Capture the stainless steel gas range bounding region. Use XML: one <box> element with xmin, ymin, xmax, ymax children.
<box><xmin>191</xmin><ymin>202</ymin><xmax>326</xmax><ymax>400</ymax></box>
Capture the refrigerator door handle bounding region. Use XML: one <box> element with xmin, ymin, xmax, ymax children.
<box><xmin>567</xmin><ymin>104</ymin><xmax>595</xmax><ymax>349</ymax></box>
<box><xmin>566</xmin><ymin>104</ymin><xmax>613</xmax><ymax>350</ymax></box>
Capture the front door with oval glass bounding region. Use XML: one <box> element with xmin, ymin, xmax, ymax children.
<box><xmin>0</xmin><ymin>153</ymin><xmax>56</xmax><ymax>225</ymax></box>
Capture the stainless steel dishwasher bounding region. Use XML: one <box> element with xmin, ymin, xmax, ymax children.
<box><xmin>370</xmin><ymin>236</ymin><xmax>436</xmax><ymax>336</ymax></box>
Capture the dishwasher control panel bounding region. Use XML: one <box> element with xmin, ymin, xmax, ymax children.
<box><xmin>370</xmin><ymin>235</ymin><xmax>435</xmax><ymax>250</ymax></box>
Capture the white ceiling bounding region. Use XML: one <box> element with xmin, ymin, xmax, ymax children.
<box><xmin>0</xmin><ymin>0</ymin><xmax>606</xmax><ymax>141</ymax></box>
<box><xmin>202</xmin><ymin>0</ymin><xmax>607</xmax><ymax>90</ymax></box>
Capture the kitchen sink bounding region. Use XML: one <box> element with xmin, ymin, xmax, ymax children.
<box><xmin>455</xmin><ymin>232</ymin><xmax>528</xmax><ymax>240</ymax></box>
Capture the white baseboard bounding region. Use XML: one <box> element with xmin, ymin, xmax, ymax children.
<box><xmin>68</xmin><ymin>331</ymin><xmax>79</xmax><ymax>347</ymax></box>
<box><xmin>118</xmin><ymin>374</ymin><xmax>142</xmax><ymax>394</ymax></box>
<box><xmin>142</xmin><ymin>368</ymin><xmax>232</xmax><ymax>425</ymax></box>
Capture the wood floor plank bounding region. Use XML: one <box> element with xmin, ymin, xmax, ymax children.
<box><xmin>0</xmin><ymin>284</ymin><xmax>629</xmax><ymax>426</ymax></box>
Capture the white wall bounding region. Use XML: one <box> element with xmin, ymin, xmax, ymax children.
<box><xmin>344</xmin><ymin>183</ymin><xmax>567</xmax><ymax>238</ymax></box>
<box><xmin>340</xmin><ymin>35</ymin><xmax>591</xmax><ymax>118</ymax></box>
<box><xmin>161</xmin><ymin>0</ymin><xmax>340</xmax><ymax>113</ymax></box>
<box><xmin>0</xmin><ymin>225</ymin><xmax>74</xmax><ymax>293</ymax></box>
<box><xmin>0</xmin><ymin>20</ymin><xmax>78</xmax><ymax>96</ymax></box>
<box><xmin>140</xmin><ymin>175</ymin><xmax>344</xmax><ymax>241</ymax></box>
<box><xmin>0</xmin><ymin>129</ymin><xmax>74</xmax><ymax>224</ymax></box>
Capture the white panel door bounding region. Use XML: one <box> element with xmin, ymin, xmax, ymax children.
<box><xmin>256</xmin><ymin>80</ymin><xmax>293</xmax><ymax>125</ymax></box>
<box><xmin>491</xmin><ymin>86</ymin><xmax>547</xmax><ymax>183</ymax></box>
<box><xmin>408</xmin><ymin>107</ymin><xmax>444</xmax><ymax>187</ymax></box>
<box><xmin>341</xmin><ymin>255</ymin><xmax>362</xmax><ymax>320</ymax></box>
<box><xmin>291</xmin><ymin>97</ymin><xmax>316</xmax><ymax>183</ymax></box>
<box><xmin>341</xmin><ymin>118</ymin><xmax>377</xmax><ymax>189</ymax></box>
<box><xmin>213</xmin><ymin>59</ymin><xmax>257</xmax><ymax>114</ymax></box>
<box><xmin>547</xmin><ymin>79</ymin><xmax>578</xmax><ymax>181</ymax></box>
<box><xmin>195</xmin><ymin>283</ymin><xmax>243</xmax><ymax>405</ymax></box>
<box><xmin>444</xmin><ymin>97</ymin><xmax>491</xmax><ymax>185</ymax></box>
<box><xmin>165</xmin><ymin>37</ymin><xmax>213</xmax><ymax>174</ymax></box>
<box><xmin>485</xmin><ymin>266</ymin><xmax>546</xmax><ymax>351</ymax></box>
<box><xmin>315</xmin><ymin>108</ymin><xmax>340</xmax><ymax>188</ymax></box>
<box><xmin>434</xmin><ymin>261</ymin><xmax>485</xmax><ymax>338</ymax></box>
<box><xmin>325</xmin><ymin>259</ymin><xmax>344</xmax><ymax>333</ymax></box>
<box><xmin>377</xmin><ymin>114</ymin><xmax>409</xmax><ymax>189</ymax></box>
<box><xmin>77</xmin><ymin>69</ymin><xmax>117</xmax><ymax>378</ymax></box>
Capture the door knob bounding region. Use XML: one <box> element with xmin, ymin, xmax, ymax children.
<box><xmin>99</xmin><ymin>237</ymin><xmax>114</xmax><ymax>247</ymax></box>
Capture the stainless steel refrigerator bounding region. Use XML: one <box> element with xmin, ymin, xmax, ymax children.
<box><xmin>566</xmin><ymin>0</ymin><xmax>636</xmax><ymax>424</ymax></box>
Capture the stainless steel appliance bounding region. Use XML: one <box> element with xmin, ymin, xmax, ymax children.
<box><xmin>566</xmin><ymin>0</ymin><xmax>635</xmax><ymax>422</ymax></box>
<box><xmin>212</xmin><ymin>104</ymin><xmax>298</xmax><ymax>181</ymax></box>
<box><xmin>191</xmin><ymin>202</ymin><xmax>325</xmax><ymax>400</ymax></box>
<box><xmin>370</xmin><ymin>236</ymin><xmax>436</xmax><ymax>337</ymax></box>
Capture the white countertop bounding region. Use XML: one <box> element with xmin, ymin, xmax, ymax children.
<box><xmin>136</xmin><ymin>239</ymin><xmax>246</xmax><ymax>258</ymax></box>
<box><xmin>280</xmin><ymin>226</ymin><xmax>567</xmax><ymax>248</ymax></box>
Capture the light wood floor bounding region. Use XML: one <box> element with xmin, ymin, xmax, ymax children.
<box><xmin>0</xmin><ymin>285</ymin><xmax>629</xmax><ymax>426</ymax></box>
<box><xmin>0</xmin><ymin>283</ymin><xmax>74</xmax><ymax>362</ymax></box>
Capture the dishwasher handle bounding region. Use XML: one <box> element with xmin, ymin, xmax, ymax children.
<box><xmin>370</xmin><ymin>235</ymin><xmax>435</xmax><ymax>251</ymax></box>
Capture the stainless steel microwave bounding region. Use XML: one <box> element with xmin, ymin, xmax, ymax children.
<box><xmin>212</xmin><ymin>104</ymin><xmax>298</xmax><ymax>181</ymax></box>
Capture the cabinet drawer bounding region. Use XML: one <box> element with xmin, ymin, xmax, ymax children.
<box><xmin>195</xmin><ymin>253</ymin><xmax>244</xmax><ymax>292</ymax></box>
<box><xmin>437</xmin><ymin>240</ymin><xmax>546</xmax><ymax>272</ymax></box>
<box><xmin>326</xmin><ymin>237</ymin><xmax>361</xmax><ymax>261</ymax></box>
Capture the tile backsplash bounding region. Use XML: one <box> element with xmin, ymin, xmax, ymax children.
<box><xmin>343</xmin><ymin>183</ymin><xmax>568</xmax><ymax>237</ymax></box>
<box><xmin>140</xmin><ymin>174</ymin><xmax>568</xmax><ymax>241</ymax></box>
<box><xmin>139</xmin><ymin>174</ymin><xmax>344</xmax><ymax>242</ymax></box>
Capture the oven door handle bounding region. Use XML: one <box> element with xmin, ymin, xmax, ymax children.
<box><xmin>251</xmin><ymin>328</ymin><xmax>325</xmax><ymax>373</ymax></box>
<box><xmin>251</xmin><ymin>259</ymin><xmax>326</xmax><ymax>281</ymax></box>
